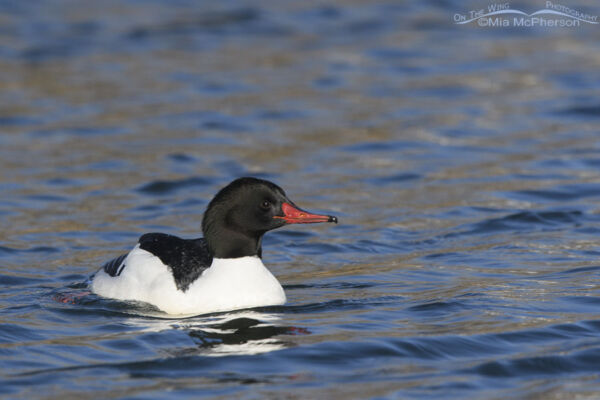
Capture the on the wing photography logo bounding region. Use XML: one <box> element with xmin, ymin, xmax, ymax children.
<box><xmin>454</xmin><ymin>1</ymin><xmax>598</xmax><ymax>27</ymax></box>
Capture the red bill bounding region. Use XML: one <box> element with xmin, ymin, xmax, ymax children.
<box><xmin>274</xmin><ymin>202</ymin><xmax>338</xmax><ymax>224</ymax></box>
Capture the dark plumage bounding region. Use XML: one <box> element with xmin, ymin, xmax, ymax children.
<box><xmin>102</xmin><ymin>253</ymin><xmax>128</xmax><ymax>277</ymax></box>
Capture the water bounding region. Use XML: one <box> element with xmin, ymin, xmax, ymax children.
<box><xmin>1</xmin><ymin>0</ymin><xmax>600</xmax><ymax>398</ymax></box>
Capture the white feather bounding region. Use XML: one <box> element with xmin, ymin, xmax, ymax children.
<box><xmin>91</xmin><ymin>245</ymin><xmax>286</xmax><ymax>315</ymax></box>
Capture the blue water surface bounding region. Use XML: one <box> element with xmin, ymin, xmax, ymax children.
<box><xmin>1</xmin><ymin>0</ymin><xmax>600</xmax><ymax>398</ymax></box>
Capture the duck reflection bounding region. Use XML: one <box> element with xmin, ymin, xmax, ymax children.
<box><xmin>185</xmin><ymin>311</ymin><xmax>308</xmax><ymax>356</ymax></box>
<box><xmin>125</xmin><ymin>310</ymin><xmax>309</xmax><ymax>356</ymax></box>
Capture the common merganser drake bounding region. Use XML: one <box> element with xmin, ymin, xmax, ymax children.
<box><xmin>91</xmin><ymin>177</ymin><xmax>338</xmax><ymax>315</ymax></box>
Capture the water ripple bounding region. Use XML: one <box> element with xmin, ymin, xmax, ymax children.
<box><xmin>136</xmin><ymin>176</ymin><xmax>215</xmax><ymax>196</ymax></box>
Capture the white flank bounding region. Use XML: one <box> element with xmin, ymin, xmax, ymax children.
<box><xmin>91</xmin><ymin>245</ymin><xmax>286</xmax><ymax>315</ymax></box>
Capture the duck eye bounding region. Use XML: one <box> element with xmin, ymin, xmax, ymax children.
<box><xmin>261</xmin><ymin>200</ymin><xmax>271</xmax><ymax>210</ymax></box>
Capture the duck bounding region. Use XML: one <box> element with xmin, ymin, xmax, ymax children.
<box><xmin>91</xmin><ymin>177</ymin><xmax>338</xmax><ymax>315</ymax></box>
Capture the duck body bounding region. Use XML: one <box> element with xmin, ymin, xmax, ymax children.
<box><xmin>92</xmin><ymin>241</ymin><xmax>285</xmax><ymax>315</ymax></box>
<box><xmin>90</xmin><ymin>177</ymin><xmax>336</xmax><ymax>315</ymax></box>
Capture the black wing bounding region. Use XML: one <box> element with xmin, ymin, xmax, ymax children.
<box><xmin>138</xmin><ymin>232</ymin><xmax>213</xmax><ymax>292</ymax></box>
<box><xmin>102</xmin><ymin>253</ymin><xmax>128</xmax><ymax>277</ymax></box>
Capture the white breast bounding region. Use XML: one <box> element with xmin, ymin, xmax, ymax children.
<box><xmin>91</xmin><ymin>246</ymin><xmax>286</xmax><ymax>315</ymax></box>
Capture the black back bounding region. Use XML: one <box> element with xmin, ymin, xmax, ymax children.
<box><xmin>139</xmin><ymin>233</ymin><xmax>212</xmax><ymax>291</ymax></box>
<box><xmin>102</xmin><ymin>233</ymin><xmax>213</xmax><ymax>292</ymax></box>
